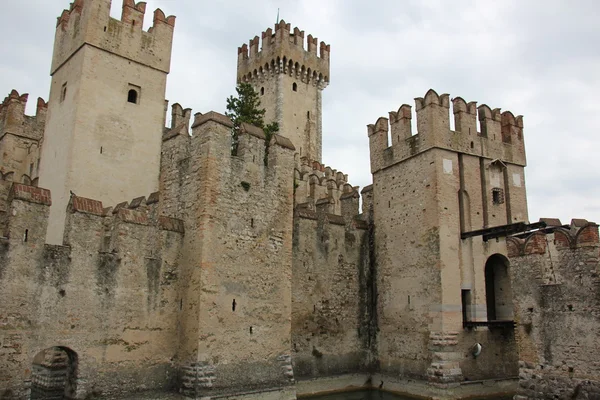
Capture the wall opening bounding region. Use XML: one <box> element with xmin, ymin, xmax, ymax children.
<box><xmin>307</xmin><ymin>111</ymin><xmax>310</xmax><ymax>119</ymax></box>
<box><xmin>260</xmin><ymin>87</ymin><xmax>264</xmax><ymax>95</ymax></box>
<box><xmin>292</xmin><ymin>82</ymin><xmax>297</xmax><ymax>92</ymax></box>
<box><xmin>31</xmin><ymin>347</ymin><xmax>78</xmax><ymax>400</ymax></box>
<box><xmin>461</xmin><ymin>289</ymin><xmax>472</xmax><ymax>324</ymax></box>
<box><xmin>492</xmin><ymin>187</ymin><xmax>504</xmax><ymax>205</ymax></box>
<box><xmin>484</xmin><ymin>254</ymin><xmax>514</xmax><ymax>321</ymax></box>
<box><xmin>127</xmin><ymin>89</ymin><xmax>138</xmax><ymax>104</ymax></box>
<box><xmin>23</xmin><ymin>229</ymin><xmax>28</xmax><ymax>242</ymax></box>
<box><xmin>60</xmin><ymin>83</ymin><xmax>67</xmax><ymax>103</ymax></box>
<box><xmin>232</xmin><ymin>299</ymin><xmax>237</xmax><ymax>311</ymax></box>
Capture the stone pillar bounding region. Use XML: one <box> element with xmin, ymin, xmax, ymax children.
<box><xmin>426</xmin><ymin>331</ymin><xmax>464</xmax><ymax>387</ymax></box>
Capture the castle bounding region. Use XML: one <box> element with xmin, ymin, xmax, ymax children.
<box><xmin>1</xmin><ymin>1</ymin><xmax>599</xmax><ymax>399</ymax></box>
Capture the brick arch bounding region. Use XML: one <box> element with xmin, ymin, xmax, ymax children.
<box><xmin>31</xmin><ymin>346</ymin><xmax>78</xmax><ymax>400</ymax></box>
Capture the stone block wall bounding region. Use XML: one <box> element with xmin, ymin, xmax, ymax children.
<box><xmin>0</xmin><ymin>184</ymin><xmax>184</xmax><ymax>399</ymax></box>
<box><xmin>291</xmin><ymin>203</ymin><xmax>373</xmax><ymax>379</ymax></box>
<box><xmin>294</xmin><ymin>157</ymin><xmax>353</xmax><ymax>216</ymax></box>
<box><xmin>368</xmin><ymin>90</ymin><xmax>524</xmax><ymax>385</ymax></box>
<box><xmin>170</xmin><ymin>112</ymin><xmax>297</xmax><ymax>398</ymax></box>
<box><xmin>0</xmin><ymin>90</ymin><xmax>46</xmax><ymax>184</ymax></box>
<box><xmin>509</xmin><ymin>221</ymin><xmax>600</xmax><ymax>400</ymax></box>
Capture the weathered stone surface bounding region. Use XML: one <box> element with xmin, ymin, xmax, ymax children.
<box><xmin>510</xmin><ymin>222</ymin><xmax>600</xmax><ymax>399</ymax></box>
<box><xmin>0</xmin><ymin>2</ymin><xmax>595</xmax><ymax>400</ymax></box>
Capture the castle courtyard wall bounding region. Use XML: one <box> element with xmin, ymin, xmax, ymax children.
<box><xmin>291</xmin><ymin>210</ymin><xmax>372</xmax><ymax>379</ymax></box>
<box><xmin>509</xmin><ymin>224</ymin><xmax>600</xmax><ymax>400</ymax></box>
<box><xmin>0</xmin><ymin>185</ymin><xmax>185</xmax><ymax>399</ymax></box>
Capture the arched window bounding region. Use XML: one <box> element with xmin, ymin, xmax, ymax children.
<box><xmin>484</xmin><ymin>254</ymin><xmax>514</xmax><ymax>321</ymax></box>
<box><xmin>31</xmin><ymin>347</ymin><xmax>78</xmax><ymax>400</ymax></box>
<box><xmin>292</xmin><ymin>82</ymin><xmax>297</xmax><ymax>92</ymax></box>
<box><xmin>127</xmin><ymin>89</ymin><xmax>138</xmax><ymax>104</ymax></box>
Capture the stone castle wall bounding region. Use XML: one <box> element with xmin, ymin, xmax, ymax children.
<box><xmin>40</xmin><ymin>0</ymin><xmax>176</xmax><ymax>245</ymax></box>
<box><xmin>0</xmin><ymin>184</ymin><xmax>184</xmax><ymax>399</ymax></box>
<box><xmin>3</xmin><ymin>1</ymin><xmax>598</xmax><ymax>398</ymax></box>
<box><xmin>0</xmin><ymin>91</ymin><xmax>47</xmax><ymax>185</ymax></box>
<box><xmin>159</xmin><ymin>111</ymin><xmax>298</xmax><ymax>398</ymax></box>
<box><xmin>509</xmin><ymin>221</ymin><xmax>600</xmax><ymax>400</ymax></box>
<box><xmin>368</xmin><ymin>89</ymin><xmax>525</xmax><ymax>384</ymax></box>
<box><xmin>291</xmin><ymin>198</ymin><xmax>374</xmax><ymax>379</ymax></box>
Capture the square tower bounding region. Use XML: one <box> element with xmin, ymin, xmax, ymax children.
<box><xmin>237</xmin><ymin>20</ymin><xmax>330</xmax><ymax>163</ymax></box>
<box><xmin>38</xmin><ymin>0</ymin><xmax>175</xmax><ymax>244</ymax></box>
<box><xmin>368</xmin><ymin>89</ymin><xmax>527</xmax><ymax>384</ymax></box>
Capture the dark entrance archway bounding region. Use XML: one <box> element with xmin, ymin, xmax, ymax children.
<box><xmin>30</xmin><ymin>346</ymin><xmax>78</xmax><ymax>400</ymax></box>
<box><xmin>484</xmin><ymin>254</ymin><xmax>514</xmax><ymax>321</ymax></box>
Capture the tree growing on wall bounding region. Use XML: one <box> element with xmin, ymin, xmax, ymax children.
<box><xmin>226</xmin><ymin>83</ymin><xmax>278</xmax><ymax>164</ymax></box>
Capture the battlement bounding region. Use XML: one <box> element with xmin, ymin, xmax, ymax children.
<box><xmin>51</xmin><ymin>0</ymin><xmax>176</xmax><ymax>74</ymax></box>
<box><xmin>508</xmin><ymin>218</ymin><xmax>599</xmax><ymax>257</ymax></box>
<box><xmin>368</xmin><ymin>89</ymin><xmax>526</xmax><ymax>173</ymax></box>
<box><xmin>237</xmin><ymin>20</ymin><xmax>330</xmax><ymax>89</ymax></box>
<box><xmin>65</xmin><ymin>191</ymin><xmax>182</xmax><ymax>231</ymax></box>
<box><xmin>294</xmin><ymin>156</ymin><xmax>362</xmax><ymax>216</ymax></box>
<box><xmin>0</xmin><ymin>90</ymin><xmax>47</xmax><ymax>141</ymax></box>
<box><xmin>0</xmin><ymin>182</ymin><xmax>183</xmax><ymax>244</ymax></box>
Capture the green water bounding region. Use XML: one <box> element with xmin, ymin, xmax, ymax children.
<box><xmin>303</xmin><ymin>391</ymin><xmax>412</xmax><ymax>399</ymax></box>
<box><xmin>305</xmin><ymin>391</ymin><xmax>513</xmax><ymax>400</ymax></box>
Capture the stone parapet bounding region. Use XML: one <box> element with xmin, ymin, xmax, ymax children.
<box><xmin>52</xmin><ymin>0</ymin><xmax>175</xmax><ymax>74</ymax></box>
<box><xmin>237</xmin><ymin>20</ymin><xmax>329</xmax><ymax>89</ymax></box>
<box><xmin>368</xmin><ymin>89</ymin><xmax>526</xmax><ymax>174</ymax></box>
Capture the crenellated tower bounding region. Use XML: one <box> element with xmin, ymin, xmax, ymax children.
<box><xmin>0</xmin><ymin>90</ymin><xmax>47</xmax><ymax>185</ymax></box>
<box><xmin>39</xmin><ymin>0</ymin><xmax>175</xmax><ymax>244</ymax></box>
<box><xmin>368</xmin><ymin>89</ymin><xmax>528</xmax><ymax>386</ymax></box>
<box><xmin>237</xmin><ymin>20</ymin><xmax>330</xmax><ymax>163</ymax></box>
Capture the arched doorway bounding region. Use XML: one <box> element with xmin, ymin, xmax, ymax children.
<box><xmin>30</xmin><ymin>347</ymin><xmax>78</xmax><ymax>400</ymax></box>
<box><xmin>484</xmin><ymin>254</ymin><xmax>514</xmax><ymax>321</ymax></box>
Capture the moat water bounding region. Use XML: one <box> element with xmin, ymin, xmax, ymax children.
<box><xmin>305</xmin><ymin>391</ymin><xmax>512</xmax><ymax>399</ymax></box>
<box><xmin>118</xmin><ymin>391</ymin><xmax>513</xmax><ymax>399</ymax></box>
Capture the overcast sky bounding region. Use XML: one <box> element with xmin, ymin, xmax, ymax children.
<box><xmin>1</xmin><ymin>0</ymin><xmax>599</xmax><ymax>225</ymax></box>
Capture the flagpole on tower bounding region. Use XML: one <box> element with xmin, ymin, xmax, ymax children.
<box><xmin>276</xmin><ymin>8</ymin><xmax>280</xmax><ymax>24</ymax></box>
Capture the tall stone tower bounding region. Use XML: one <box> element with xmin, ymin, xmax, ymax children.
<box><xmin>368</xmin><ymin>90</ymin><xmax>528</xmax><ymax>385</ymax></box>
<box><xmin>39</xmin><ymin>0</ymin><xmax>175</xmax><ymax>244</ymax></box>
<box><xmin>237</xmin><ymin>20</ymin><xmax>330</xmax><ymax>163</ymax></box>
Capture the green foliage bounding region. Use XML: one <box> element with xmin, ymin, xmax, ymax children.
<box><xmin>225</xmin><ymin>83</ymin><xmax>279</xmax><ymax>163</ymax></box>
<box><xmin>226</xmin><ymin>83</ymin><xmax>265</xmax><ymax>156</ymax></box>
